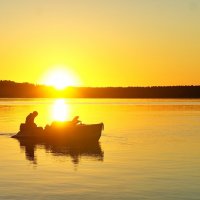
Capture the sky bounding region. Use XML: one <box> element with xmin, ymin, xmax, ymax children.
<box><xmin>0</xmin><ymin>0</ymin><xmax>200</xmax><ymax>87</ymax></box>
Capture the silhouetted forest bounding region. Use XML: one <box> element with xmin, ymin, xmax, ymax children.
<box><xmin>1</xmin><ymin>80</ymin><xmax>200</xmax><ymax>98</ymax></box>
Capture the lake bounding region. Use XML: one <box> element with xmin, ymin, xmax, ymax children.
<box><xmin>0</xmin><ymin>98</ymin><xmax>200</xmax><ymax>200</ymax></box>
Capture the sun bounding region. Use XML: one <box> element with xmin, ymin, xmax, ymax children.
<box><xmin>41</xmin><ymin>67</ymin><xmax>79</xmax><ymax>90</ymax></box>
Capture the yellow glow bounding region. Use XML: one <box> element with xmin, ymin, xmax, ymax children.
<box><xmin>52</xmin><ymin>99</ymin><xmax>69</xmax><ymax>121</ymax></box>
<box><xmin>41</xmin><ymin>66</ymin><xmax>79</xmax><ymax>90</ymax></box>
<box><xmin>1</xmin><ymin>1</ymin><xmax>200</xmax><ymax>87</ymax></box>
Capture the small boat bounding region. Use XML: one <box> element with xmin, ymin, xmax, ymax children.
<box><xmin>11</xmin><ymin>112</ymin><xmax>104</xmax><ymax>142</ymax></box>
<box><xmin>12</xmin><ymin>122</ymin><xmax>104</xmax><ymax>142</ymax></box>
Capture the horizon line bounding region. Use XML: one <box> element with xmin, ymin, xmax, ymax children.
<box><xmin>1</xmin><ymin>80</ymin><xmax>200</xmax><ymax>88</ymax></box>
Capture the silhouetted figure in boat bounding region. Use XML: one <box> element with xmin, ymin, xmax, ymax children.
<box><xmin>13</xmin><ymin>113</ymin><xmax>103</xmax><ymax>141</ymax></box>
<box><xmin>45</xmin><ymin>116</ymin><xmax>82</xmax><ymax>130</ymax></box>
<box><xmin>25</xmin><ymin>111</ymin><xmax>38</xmax><ymax>128</ymax></box>
<box><xmin>71</xmin><ymin>116</ymin><xmax>81</xmax><ymax>125</ymax></box>
<box><xmin>19</xmin><ymin>111</ymin><xmax>43</xmax><ymax>135</ymax></box>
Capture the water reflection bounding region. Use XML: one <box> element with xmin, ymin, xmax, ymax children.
<box><xmin>15</xmin><ymin>138</ymin><xmax>104</xmax><ymax>165</ymax></box>
<box><xmin>51</xmin><ymin>99</ymin><xmax>70</xmax><ymax>122</ymax></box>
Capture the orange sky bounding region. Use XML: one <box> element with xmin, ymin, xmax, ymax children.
<box><xmin>0</xmin><ymin>0</ymin><xmax>200</xmax><ymax>86</ymax></box>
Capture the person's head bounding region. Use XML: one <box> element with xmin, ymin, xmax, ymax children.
<box><xmin>33</xmin><ymin>111</ymin><xmax>38</xmax><ymax>117</ymax></box>
<box><xmin>72</xmin><ymin>116</ymin><xmax>79</xmax><ymax>121</ymax></box>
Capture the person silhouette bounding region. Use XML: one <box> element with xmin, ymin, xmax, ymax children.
<box><xmin>71</xmin><ymin>116</ymin><xmax>81</xmax><ymax>125</ymax></box>
<box><xmin>25</xmin><ymin>111</ymin><xmax>38</xmax><ymax>126</ymax></box>
<box><xmin>19</xmin><ymin>111</ymin><xmax>39</xmax><ymax>134</ymax></box>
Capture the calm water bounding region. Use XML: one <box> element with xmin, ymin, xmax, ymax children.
<box><xmin>0</xmin><ymin>98</ymin><xmax>200</xmax><ymax>200</ymax></box>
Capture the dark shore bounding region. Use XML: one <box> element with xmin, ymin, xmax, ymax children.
<box><xmin>1</xmin><ymin>80</ymin><xmax>200</xmax><ymax>98</ymax></box>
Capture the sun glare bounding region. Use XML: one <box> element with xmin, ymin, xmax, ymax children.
<box><xmin>52</xmin><ymin>99</ymin><xmax>70</xmax><ymax>121</ymax></box>
<box><xmin>42</xmin><ymin>67</ymin><xmax>79</xmax><ymax>90</ymax></box>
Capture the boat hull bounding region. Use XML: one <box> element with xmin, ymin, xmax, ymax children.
<box><xmin>12</xmin><ymin>123</ymin><xmax>103</xmax><ymax>142</ymax></box>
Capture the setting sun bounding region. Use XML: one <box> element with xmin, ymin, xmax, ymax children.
<box><xmin>41</xmin><ymin>67</ymin><xmax>79</xmax><ymax>90</ymax></box>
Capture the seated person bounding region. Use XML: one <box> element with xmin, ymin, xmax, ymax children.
<box><xmin>20</xmin><ymin>111</ymin><xmax>39</xmax><ymax>132</ymax></box>
<box><xmin>25</xmin><ymin>111</ymin><xmax>38</xmax><ymax>127</ymax></box>
<box><xmin>71</xmin><ymin>116</ymin><xmax>81</xmax><ymax>125</ymax></box>
<box><xmin>45</xmin><ymin>116</ymin><xmax>81</xmax><ymax>132</ymax></box>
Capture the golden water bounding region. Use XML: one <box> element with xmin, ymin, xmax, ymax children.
<box><xmin>0</xmin><ymin>98</ymin><xmax>200</xmax><ymax>200</ymax></box>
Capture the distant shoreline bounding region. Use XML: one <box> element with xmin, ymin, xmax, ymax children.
<box><xmin>1</xmin><ymin>80</ymin><xmax>200</xmax><ymax>98</ymax></box>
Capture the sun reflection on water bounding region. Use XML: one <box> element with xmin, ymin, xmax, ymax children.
<box><xmin>52</xmin><ymin>99</ymin><xmax>70</xmax><ymax>121</ymax></box>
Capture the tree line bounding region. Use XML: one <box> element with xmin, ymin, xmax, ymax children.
<box><xmin>1</xmin><ymin>80</ymin><xmax>200</xmax><ymax>98</ymax></box>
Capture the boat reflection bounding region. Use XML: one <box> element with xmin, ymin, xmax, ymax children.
<box><xmin>15</xmin><ymin>138</ymin><xmax>104</xmax><ymax>165</ymax></box>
